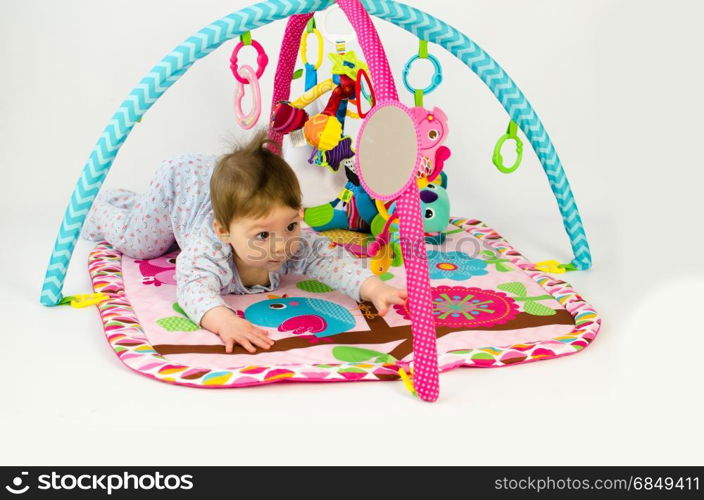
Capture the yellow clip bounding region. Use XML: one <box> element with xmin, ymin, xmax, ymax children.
<box><xmin>60</xmin><ymin>293</ymin><xmax>109</xmax><ymax>308</ymax></box>
<box><xmin>534</xmin><ymin>260</ymin><xmax>567</xmax><ymax>274</ymax></box>
<box><xmin>398</xmin><ymin>366</ymin><xmax>417</xmax><ymax>397</ymax></box>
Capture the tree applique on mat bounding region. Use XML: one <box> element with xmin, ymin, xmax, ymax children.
<box><xmin>480</xmin><ymin>250</ymin><xmax>514</xmax><ymax>272</ymax></box>
<box><xmin>296</xmin><ymin>279</ymin><xmax>335</xmax><ymax>293</ymax></box>
<box><xmin>332</xmin><ymin>346</ymin><xmax>397</xmax><ymax>364</ymax></box>
<box><xmin>151</xmin><ymin>299</ymin><xmax>575</xmax><ymax>359</ymax></box>
<box><xmin>156</xmin><ymin>303</ymin><xmax>199</xmax><ymax>332</ymax></box>
<box><xmin>331</xmin><ymin>347</ymin><xmax>398</xmax><ymax>380</ymax></box>
<box><xmin>497</xmin><ymin>282</ymin><xmax>556</xmax><ymax>316</ymax></box>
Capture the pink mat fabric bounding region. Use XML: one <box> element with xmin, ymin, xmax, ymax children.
<box><xmin>88</xmin><ymin>217</ymin><xmax>601</xmax><ymax>389</ymax></box>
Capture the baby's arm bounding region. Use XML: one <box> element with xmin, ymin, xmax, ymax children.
<box><xmin>176</xmin><ymin>239</ymin><xmax>273</xmax><ymax>353</ymax></box>
<box><xmin>286</xmin><ymin>230</ymin><xmax>407</xmax><ymax>315</ymax></box>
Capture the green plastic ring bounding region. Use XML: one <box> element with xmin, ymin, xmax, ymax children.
<box><xmin>492</xmin><ymin>121</ymin><xmax>523</xmax><ymax>174</ymax></box>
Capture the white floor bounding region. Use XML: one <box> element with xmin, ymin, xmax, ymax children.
<box><xmin>1</xmin><ymin>0</ymin><xmax>702</xmax><ymax>465</ymax></box>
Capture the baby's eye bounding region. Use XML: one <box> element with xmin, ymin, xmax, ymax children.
<box><xmin>287</xmin><ymin>222</ymin><xmax>298</xmax><ymax>232</ymax></box>
<box><xmin>255</xmin><ymin>231</ymin><xmax>270</xmax><ymax>241</ymax></box>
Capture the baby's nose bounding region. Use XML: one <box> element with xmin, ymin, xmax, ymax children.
<box><xmin>272</xmin><ymin>239</ymin><xmax>286</xmax><ymax>255</ymax></box>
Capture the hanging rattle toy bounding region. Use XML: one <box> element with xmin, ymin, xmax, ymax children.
<box><xmin>402</xmin><ymin>39</ymin><xmax>451</xmax><ymax>185</ymax></box>
<box><xmin>302</xmin><ymin>50</ymin><xmax>368</xmax><ymax>151</ymax></box>
<box><xmin>270</xmin><ymin>17</ymin><xmax>372</xmax><ymax>155</ymax></box>
<box><xmin>230</xmin><ymin>31</ymin><xmax>269</xmax><ymax>129</ymax></box>
<box><xmin>492</xmin><ymin>120</ymin><xmax>524</xmax><ymax>173</ymax></box>
<box><xmin>271</xmin><ymin>16</ymin><xmax>324</xmax><ymax>145</ymax></box>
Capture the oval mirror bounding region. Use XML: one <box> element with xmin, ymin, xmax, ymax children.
<box><xmin>356</xmin><ymin>102</ymin><xmax>420</xmax><ymax>200</ymax></box>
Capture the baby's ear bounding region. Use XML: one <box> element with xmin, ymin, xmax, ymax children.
<box><xmin>213</xmin><ymin>219</ymin><xmax>229</xmax><ymax>241</ymax></box>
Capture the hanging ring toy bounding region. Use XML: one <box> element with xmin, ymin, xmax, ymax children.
<box><xmin>355</xmin><ymin>68</ymin><xmax>375</xmax><ymax>118</ymax></box>
<box><xmin>402</xmin><ymin>52</ymin><xmax>443</xmax><ymax>96</ymax></box>
<box><xmin>233</xmin><ymin>65</ymin><xmax>262</xmax><ymax>129</ymax></box>
<box><xmin>230</xmin><ymin>39</ymin><xmax>269</xmax><ymax>84</ymax></box>
<box><xmin>300</xmin><ymin>27</ymin><xmax>324</xmax><ymax>70</ymax></box>
<box><xmin>492</xmin><ymin>120</ymin><xmax>524</xmax><ymax>174</ymax></box>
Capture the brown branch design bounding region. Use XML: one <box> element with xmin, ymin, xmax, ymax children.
<box><xmin>152</xmin><ymin>301</ymin><xmax>575</xmax><ymax>360</ymax></box>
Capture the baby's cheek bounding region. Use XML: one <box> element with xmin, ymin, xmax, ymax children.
<box><xmin>286</xmin><ymin>238</ymin><xmax>301</xmax><ymax>258</ymax></box>
<box><xmin>236</xmin><ymin>239</ymin><xmax>264</xmax><ymax>262</ymax></box>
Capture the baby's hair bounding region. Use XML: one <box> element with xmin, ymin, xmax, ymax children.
<box><xmin>211</xmin><ymin>130</ymin><xmax>302</xmax><ymax>227</ymax></box>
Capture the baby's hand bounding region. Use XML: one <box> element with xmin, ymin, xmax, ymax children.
<box><xmin>361</xmin><ymin>277</ymin><xmax>408</xmax><ymax>316</ymax></box>
<box><xmin>219</xmin><ymin>316</ymin><xmax>275</xmax><ymax>354</ymax></box>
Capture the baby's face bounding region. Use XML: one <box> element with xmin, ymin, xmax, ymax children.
<box><xmin>227</xmin><ymin>205</ymin><xmax>303</xmax><ymax>271</ymax></box>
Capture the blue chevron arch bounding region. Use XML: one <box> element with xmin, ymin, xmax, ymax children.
<box><xmin>41</xmin><ymin>0</ymin><xmax>591</xmax><ymax>306</ymax></box>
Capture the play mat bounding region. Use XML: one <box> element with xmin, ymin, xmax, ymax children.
<box><xmin>88</xmin><ymin>218</ymin><xmax>600</xmax><ymax>389</ymax></box>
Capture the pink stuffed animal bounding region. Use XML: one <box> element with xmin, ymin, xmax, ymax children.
<box><xmin>410</xmin><ymin>106</ymin><xmax>452</xmax><ymax>181</ymax></box>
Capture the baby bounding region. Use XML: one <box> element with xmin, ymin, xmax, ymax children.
<box><xmin>81</xmin><ymin>131</ymin><xmax>407</xmax><ymax>353</ymax></box>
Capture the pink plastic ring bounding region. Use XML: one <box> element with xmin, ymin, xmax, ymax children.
<box><xmin>229</xmin><ymin>40</ymin><xmax>269</xmax><ymax>84</ymax></box>
<box><xmin>234</xmin><ymin>65</ymin><xmax>262</xmax><ymax>129</ymax></box>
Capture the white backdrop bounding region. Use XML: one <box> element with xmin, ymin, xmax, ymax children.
<box><xmin>0</xmin><ymin>0</ymin><xmax>702</xmax><ymax>466</ymax></box>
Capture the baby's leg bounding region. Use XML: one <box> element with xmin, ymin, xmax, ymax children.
<box><xmin>81</xmin><ymin>173</ymin><xmax>176</xmax><ymax>259</ymax></box>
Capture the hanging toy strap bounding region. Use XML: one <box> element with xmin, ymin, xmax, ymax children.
<box><xmin>268</xmin><ymin>14</ymin><xmax>316</xmax><ymax>149</ymax></box>
<box><xmin>270</xmin><ymin>4</ymin><xmax>438</xmax><ymax>401</ymax></box>
<box><xmin>335</xmin><ymin>0</ymin><xmax>438</xmax><ymax>403</ymax></box>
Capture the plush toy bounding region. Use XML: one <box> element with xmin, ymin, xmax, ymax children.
<box><xmin>303</xmin><ymin>145</ymin><xmax>379</xmax><ymax>233</ymax></box>
<box><xmin>418</xmin><ymin>180</ymin><xmax>451</xmax><ymax>244</ymax></box>
<box><xmin>300</xmin><ymin>102</ymin><xmax>452</xmax><ymax>276</ymax></box>
<box><xmin>411</xmin><ymin>106</ymin><xmax>452</xmax><ymax>182</ymax></box>
<box><xmin>366</xmin><ymin>172</ymin><xmax>451</xmax><ymax>275</ymax></box>
<box><xmin>270</xmin><ymin>100</ymin><xmax>309</xmax><ymax>134</ymax></box>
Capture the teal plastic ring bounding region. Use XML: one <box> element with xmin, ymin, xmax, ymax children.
<box><xmin>402</xmin><ymin>53</ymin><xmax>443</xmax><ymax>95</ymax></box>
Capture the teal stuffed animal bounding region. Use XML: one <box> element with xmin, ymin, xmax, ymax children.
<box><xmin>367</xmin><ymin>172</ymin><xmax>451</xmax><ymax>274</ymax></box>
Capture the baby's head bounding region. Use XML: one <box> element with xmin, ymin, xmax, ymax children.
<box><xmin>211</xmin><ymin>130</ymin><xmax>303</xmax><ymax>270</ymax></box>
